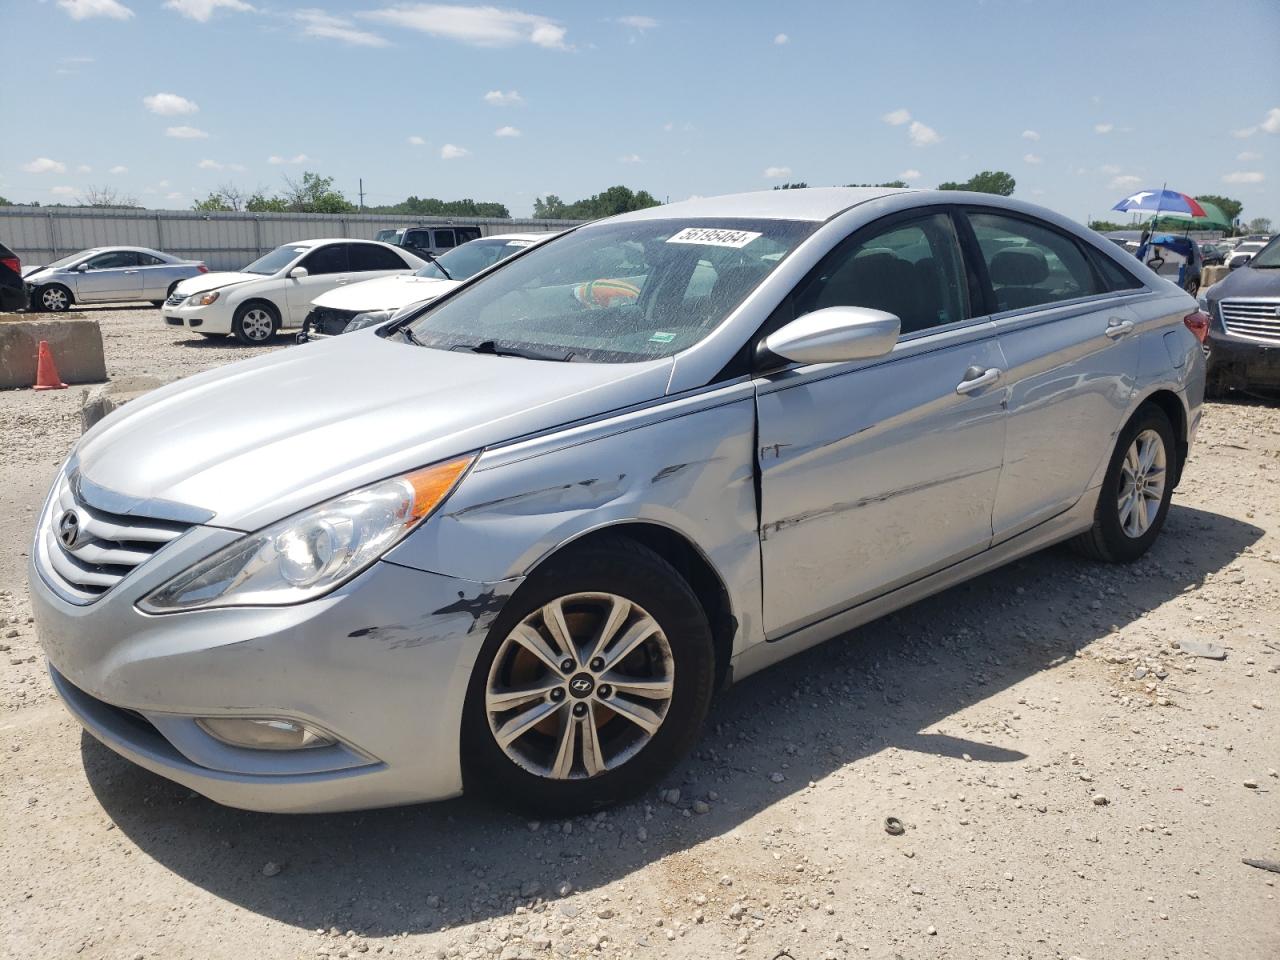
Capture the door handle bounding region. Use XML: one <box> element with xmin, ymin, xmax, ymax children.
<box><xmin>123</xmin><ymin>270</ymin><xmax>138</xmax><ymax>274</ymax></box>
<box><xmin>956</xmin><ymin>366</ymin><xmax>1002</xmax><ymax>394</ymax></box>
<box><xmin>1105</xmin><ymin>317</ymin><xmax>1135</xmax><ymax>338</ymax></box>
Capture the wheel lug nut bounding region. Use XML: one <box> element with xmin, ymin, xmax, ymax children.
<box><xmin>597</xmin><ymin>684</ymin><xmax>612</xmax><ymax>698</ymax></box>
<box><xmin>560</xmin><ymin>659</ymin><xmax>575</xmax><ymax>672</ymax></box>
<box><xmin>572</xmin><ymin>703</ymin><xmax>587</xmax><ymax>717</ymax></box>
<box><xmin>550</xmin><ymin>688</ymin><xmax>565</xmax><ymax>702</ymax></box>
<box><xmin>589</xmin><ymin>657</ymin><xmax>604</xmax><ymax>671</ymax></box>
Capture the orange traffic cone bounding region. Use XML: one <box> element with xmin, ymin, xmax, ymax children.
<box><xmin>34</xmin><ymin>340</ymin><xmax>67</xmax><ymax>391</ymax></box>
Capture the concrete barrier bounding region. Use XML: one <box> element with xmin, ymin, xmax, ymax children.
<box><xmin>80</xmin><ymin>375</ymin><xmax>169</xmax><ymax>433</ymax></box>
<box><xmin>1202</xmin><ymin>265</ymin><xmax>1230</xmax><ymax>290</ymax></box>
<box><xmin>0</xmin><ymin>317</ymin><xmax>107</xmax><ymax>390</ymax></box>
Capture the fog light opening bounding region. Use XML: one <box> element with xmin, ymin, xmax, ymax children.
<box><xmin>196</xmin><ymin>716</ymin><xmax>336</xmax><ymax>751</ymax></box>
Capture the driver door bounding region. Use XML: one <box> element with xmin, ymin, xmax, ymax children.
<box><xmin>284</xmin><ymin>243</ymin><xmax>352</xmax><ymax>326</ymax></box>
<box><xmin>75</xmin><ymin>250</ymin><xmax>143</xmax><ymax>302</ymax></box>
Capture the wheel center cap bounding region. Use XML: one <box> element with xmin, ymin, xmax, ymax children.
<box><xmin>567</xmin><ymin>673</ymin><xmax>595</xmax><ymax>699</ymax></box>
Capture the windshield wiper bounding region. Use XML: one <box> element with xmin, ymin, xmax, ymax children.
<box><xmin>420</xmin><ymin>250</ymin><xmax>453</xmax><ymax>280</ymax></box>
<box><xmin>459</xmin><ymin>339</ymin><xmax>574</xmax><ymax>362</ymax></box>
<box><xmin>399</xmin><ymin>325</ymin><xmax>425</xmax><ymax>346</ymax></box>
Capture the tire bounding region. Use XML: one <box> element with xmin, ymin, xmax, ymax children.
<box><xmin>150</xmin><ymin>301</ymin><xmax>165</xmax><ymax>308</ymax></box>
<box><xmin>461</xmin><ymin>536</ymin><xmax>715</xmax><ymax>815</ymax></box>
<box><xmin>35</xmin><ymin>284</ymin><xmax>72</xmax><ymax>312</ymax></box>
<box><xmin>232</xmin><ymin>302</ymin><xmax>279</xmax><ymax>345</ymax></box>
<box><xmin>1070</xmin><ymin>403</ymin><xmax>1177</xmax><ymax>563</ymax></box>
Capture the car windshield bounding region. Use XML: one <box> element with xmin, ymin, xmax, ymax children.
<box><xmin>44</xmin><ymin>251</ymin><xmax>98</xmax><ymax>270</ymax></box>
<box><xmin>414</xmin><ymin>238</ymin><xmax>537</xmax><ymax>281</ymax></box>
<box><xmin>405</xmin><ymin>218</ymin><xmax>815</xmax><ymax>362</ymax></box>
<box><xmin>1249</xmin><ymin>237</ymin><xmax>1280</xmax><ymax>268</ymax></box>
<box><xmin>243</xmin><ymin>245</ymin><xmax>308</xmax><ymax>275</ymax></box>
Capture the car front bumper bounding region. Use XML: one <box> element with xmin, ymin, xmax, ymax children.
<box><xmin>1206</xmin><ymin>330</ymin><xmax>1280</xmax><ymax>392</ymax></box>
<box><xmin>162</xmin><ymin>301</ymin><xmax>233</xmax><ymax>334</ymax></box>
<box><xmin>31</xmin><ymin>545</ymin><xmax>518</xmax><ymax>813</ymax></box>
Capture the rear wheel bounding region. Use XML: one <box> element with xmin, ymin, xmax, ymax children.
<box><xmin>1070</xmin><ymin>403</ymin><xmax>1176</xmax><ymax>563</ymax></box>
<box><xmin>232</xmin><ymin>302</ymin><xmax>279</xmax><ymax>344</ymax></box>
<box><xmin>36</xmin><ymin>284</ymin><xmax>72</xmax><ymax>312</ymax></box>
<box><xmin>462</xmin><ymin>537</ymin><xmax>715</xmax><ymax>815</ymax></box>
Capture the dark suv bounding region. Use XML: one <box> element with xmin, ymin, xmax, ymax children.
<box><xmin>1201</xmin><ymin>234</ymin><xmax>1280</xmax><ymax>395</ymax></box>
<box><xmin>0</xmin><ymin>242</ymin><xmax>26</xmax><ymax>312</ymax></box>
<box><xmin>374</xmin><ymin>225</ymin><xmax>482</xmax><ymax>259</ymax></box>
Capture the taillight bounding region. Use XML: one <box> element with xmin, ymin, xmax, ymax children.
<box><xmin>1</xmin><ymin>256</ymin><xmax>20</xmax><ymax>274</ymax></box>
<box><xmin>1183</xmin><ymin>310</ymin><xmax>1210</xmax><ymax>344</ymax></box>
<box><xmin>197</xmin><ymin>263</ymin><xmax>209</xmax><ymax>273</ymax></box>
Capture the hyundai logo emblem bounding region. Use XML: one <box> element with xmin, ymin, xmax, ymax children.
<box><xmin>58</xmin><ymin>510</ymin><xmax>81</xmax><ymax>549</ymax></box>
<box><xmin>568</xmin><ymin>673</ymin><xmax>595</xmax><ymax>698</ymax></box>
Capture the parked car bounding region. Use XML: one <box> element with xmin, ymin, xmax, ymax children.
<box><xmin>1200</xmin><ymin>234</ymin><xmax>1280</xmax><ymax>395</ymax></box>
<box><xmin>302</xmin><ymin>233</ymin><xmax>552</xmax><ymax>338</ymax></box>
<box><xmin>0</xmin><ymin>241</ymin><xmax>26</xmax><ymax>312</ymax></box>
<box><xmin>375</xmin><ymin>225</ymin><xmax>483</xmax><ymax>259</ymax></box>
<box><xmin>163</xmin><ymin>238</ymin><xmax>426</xmax><ymax>344</ymax></box>
<box><xmin>30</xmin><ymin>188</ymin><xmax>1205</xmax><ymax>815</ymax></box>
<box><xmin>1227</xmin><ymin>241</ymin><xmax>1267</xmax><ymax>270</ymax></box>
<box><xmin>1200</xmin><ymin>243</ymin><xmax>1226</xmax><ymax>267</ymax></box>
<box><xmin>22</xmin><ymin>246</ymin><xmax>208</xmax><ymax>312</ymax></box>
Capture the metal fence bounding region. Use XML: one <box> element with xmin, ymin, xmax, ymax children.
<box><xmin>0</xmin><ymin>206</ymin><xmax>580</xmax><ymax>271</ymax></box>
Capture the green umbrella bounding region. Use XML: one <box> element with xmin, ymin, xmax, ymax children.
<box><xmin>1149</xmin><ymin>200</ymin><xmax>1231</xmax><ymax>231</ymax></box>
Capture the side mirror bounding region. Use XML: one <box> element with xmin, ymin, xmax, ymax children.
<box><xmin>289</xmin><ymin>266</ymin><xmax>309</xmax><ymax>279</ymax></box>
<box><xmin>764</xmin><ymin>306</ymin><xmax>900</xmax><ymax>365</ymax></box>
<box><xmin>75</xmin><ymin>263</ymin><xmax>89</xmax><ymax>272</ymax></box>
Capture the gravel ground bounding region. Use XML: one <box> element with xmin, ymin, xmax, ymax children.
<box><xmin>1</xmin><ymin>306</ymin><xmax>1278</xmax><ymax>960</ymax></box>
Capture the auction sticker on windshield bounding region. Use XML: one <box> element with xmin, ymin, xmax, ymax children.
<box><xmin>666</xmin><ymin>227</ymin><xmax>763</xmax><ymax>248</ymax></box>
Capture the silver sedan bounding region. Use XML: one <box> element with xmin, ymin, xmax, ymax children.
<box><xmin>23</xmin><ymin>246</ymin><xmax>208</xmax><ymax>311</ymax></box>
<box><xmin>29</xmin><ymin>188</ymin><xmax>1205</xmax><ymax>814</ymax></box>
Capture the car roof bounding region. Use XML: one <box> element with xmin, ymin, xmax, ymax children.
<box><xmin>75</xmin><ymin>245</ymin><xmax>173</xmax><ymax>259</ymax></box>
<box><xmin>610</xmin><ymin>187</ymin><xmax>916</xmax><ymax>224</ymax></box>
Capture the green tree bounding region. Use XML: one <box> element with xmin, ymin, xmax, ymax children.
<box><xmin>370</xmin><ymin>196</ymin><xmax>510</xmax><ymax>218</ymax></box>
<box><xmin>772</xmin><ymin>182</ymin><xmax>809</xmax><ymax>190</ymax></box>
<box><xmin>1088</xmin><ymin>220</ymin><xmax>1129</xmax><ymax>233</ymax></box>
<box><xmin>532</xmin><ymin>194</ymin><xmax>568</xmax><ymax>218</ymax></box>
<box><xmin>1247</xmin><ymin>216</ymin><xmax>1272</xmax><ymax>234</ymax></box>
<box><xmin>1194</xmin><ymin>194</ymin><xmax>1243</xmax><ymax>225</ymax></box>
<box><xmin>533</xmin><ymin>186</ymin><xmax>660</xmax><ymax>220</ymax></box>
<box><xmin>193</xmin><ymin>183</ymin><xmax>251</xmax><ymax>212</ymax></box>
<box><xmin>845</xmin><ymin>181</ymin><xmax>909</xmax><ymax>188</ymax></box>
<box><xmin>246</xmin><ymin>192</ymin><xmax>287</xmax><ymax>213</ymax></box>
<box><xmin>0</xmin><ymin>195</ymin><xmax>10</xmax><ymax>206</ymax></box>
<box><xmin>280</xmin><ymin>172</ymin><xmax>355</xmax><ymax>214</ymax></box>
<box><xmin>938</xmin><ymin>170</ymin><xmax>1016</xmax><ymax>196</ymax></box>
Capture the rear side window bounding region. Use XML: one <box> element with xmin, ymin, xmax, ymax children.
<box><xmin>434</xmin><ymin>229</ymin><xmax>457</xmax><ymax>249</ymax></box>
<box><xmin>966</xmin><ymin>211</ymin><xmax>1101</xmax><ymax>311</ymax></box>
<box><xmin>301</xmin><ymin>244</ymin><xmax>349</xmax><ymax>275</ymax></box>
<box><xmin>1087</xmin><ymin>247</ymin><xmax>1144</xmax><ymax>291</ymax></box>
<box><xmin>456</xmin><ymin>227</ymin><xmax>481</xmax><ymax>244</ymax></box>
<box><xmin>349</xmin><ymin>243</ymin><xmax>409</xmax><ymax>271</ymax></box>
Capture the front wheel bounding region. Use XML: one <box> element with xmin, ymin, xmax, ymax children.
<box><xmin>462</xmin><ymin>537</ymin><xmax>715</xmax><ymax>815</ymax></box>
<box><xmin>232</xmin><ymin>302</ymin><xmax>279</xmax><ymax>345</ymax></box>
<box><xmin>1071</xmin><ymin>403</ymin><xmax>1177</xmax><ymax>563</ymax></box>
<box><xmin>35</xmin><ymin>284</ymin><xmax>72</xmax><ymax>312</ymax></box>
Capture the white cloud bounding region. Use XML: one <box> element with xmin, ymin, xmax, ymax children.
<box><xmin>1094</xmin><ymin>122</ymin><xmax>1114</xmax><ymax>134</ymax></box>
<box><xmin>774</xmin><ymin>33</ymin><xmax>789</xmax><ymax>45</ymax></box>
<box><xmin>408</xmin><ymin>135</ymin><xmax>426</xmax><ymax>146</ymax></box>
<box><xmin>1237</xmin><ymin>150</ymin><xmax>1262</xmax><ymax>161</ymax></box>
<box><xmin>229</xmin><ymin>162</ymin><xmax>247</xmax><ymax>172</ymax></box>
<box><xmin>57</xmin><ymin>0</ymin><xmax>134</xmax><ymax>21</ymax></box>
<box><xmin>1021</xmin><ymin>129</ymin><xmax>1040</xmax><ymax>141</ymax></box>
<box><xmin>76</xmin><ymin>164</ymin><xmax>92</xmax><ymax>173</ymax></box>
<box><xmin>268</xmin><ymin>153</ymin><xmax>311</xmax><ymax>165</ymax></box>
<box><xmin>198</xmin><ymin>159</ymin><xmax>223</xmax><ymax>170</ymax></box>
<box><xmin>882</xmin><ymin>108</ymin><xmax>911</xmax><ymax>126</ymax></box>
<box><xmin>494</xmin><ymin>126</ymin><xmax>521</xmax><ymax>138</ymax></box>
<box><xmin>362</xmin><ymin>4</ymin><xmax>568</xmax><ymax>50</ymax></box>
<box><xmin>163</xmin><ymin>0</ymin><xmax>253</xmax><ymax>22</ymax></box>
<box><xmin>1233</xmin><ymin>126</ymin><xmax>1258</xmax><ymax>138</ymax></box>
<box><xmin>1099</xmin><ymin>163</ymin><xmax>1121</xmax><ymax>175</ymax></box>
<box><xmin>1264</xmin><ymin>107</ymin><xmax>1280</xmax><ymax>134</ymax></box>
<box><xmin>898</xmin><ymin>169</ymin><xmax>922</xmax><ymax>182</ymax></box>
<box><xmin>1222</xmin><ymin>171</ymin><xmax>1265</xmax><ymax>184</ymax></box>
<box><xmin>483</xmin><ymin>89</ymin><xmax>524</xmax><ymax>106</ymax></box>
<box><xmin>1109</xmin><ymin>174</ymin><xmax>1142</xmax><ymax>189</ymax></box>
<box><xmin>143</xmin><ymin>92</ymin><xmax>199</xmax><ymax>116</ymax></box>
<box><xmin>166</xmin><ymin>125</ymin><xmax>209</xmax><ymax>139</ymax></box>
<box><xmin>618</xmin><ymin>153</ymin><xmax>642</xmax><ymax>163</ymax></box>
<box><xmin>617</xmin><ymin>15</ymin><xmax>657</xmax><ymax>29</ymax></box>
<box><xmin>23</xmin><ymin>158</ymin><xmax>67</xmax><ymax>174</ymax></box>
<box><xmin>296</xmin><ymin>9</ymin><xmax>389</xmax><ymax>46</ymax></box>
<box><xmin>908</xmin><ymin>120</ymin><xmax>941</xmax><ymax>146</ymax></box>
<box><xmin>763</xmin><ymin>165</ymin><xmax>792</xmax><ymax>179</ymax></box>
<box><xmin>109</xmin><ymin>165</ymin><xmax>128</xmax><ymax>174</ymax></box>
<box><xmin>440</xmin><ymin>143</ymin><xmax>469</xmax><ymax>160</ymax></box>
<box><xmin>50</xmin><ymin>186</ymin><xmax>77</xmax><ymax>197</ymax></box>
<box><xmin>1023</xmin><ymin>153</ymin><xmax>1042</xmax><ymax>165</ymax></box>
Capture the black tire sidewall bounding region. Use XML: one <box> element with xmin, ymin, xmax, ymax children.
<box><xmin>461</xmin><ymin>540</ymin><xmax>715</xmax><ymax>815</ymax></box>
<box><xmin>233</xmin><ymin>301</ymin><xmax>279</xmax><ymax>344</ymax></box>
<box><xmin>1096</xmin><ymin>405</ymin><xmax>1177</xmax><ymax>561</ymax></box>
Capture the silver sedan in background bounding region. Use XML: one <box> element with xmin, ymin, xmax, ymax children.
<box><xmin>23</xmin><ymin>246</ymin><xmax>208</xmax><ymax>311</ymax></box>
<box><xmin>30</xmin><ymin>188</ymin><xmax>1205</xmax><ymax>815</ymax></box>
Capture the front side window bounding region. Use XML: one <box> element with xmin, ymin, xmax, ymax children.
<box><xmin>403</xmin><ymin>229</ymin><xmax>432</xmax><ymax>249</ymax></box>
<box><xmin>406</xmin><ymin>218</ymin><xmax>816</xmax><ymax>362</ymax></box>
<box><xmin>792</xmin><ymin>212</ymin><xmax>970</xmax><ymax>334</ymax></box>
<box><xmin>86</xmin><ymin>250</ymin><xmax>140</xmax><ymax>270</ymax></box>
<box><xmin>243</xmin><ymin>245</ymin><xmax>308</xmax><ymax>275</ymax></box>
<box><xmin>301</xmin><ymin>243</ymin><xmax>349</xmax><ymax>275</ymax></box>
<box><xmin>967</xmin><ymin>211</ymin><xmax>1101</xmax><ymax>310</ymax></box>
<box><xmin>1249</xmin><ymin>236</ymin><xmax>1280</xmax><ymax>268</ymax></box>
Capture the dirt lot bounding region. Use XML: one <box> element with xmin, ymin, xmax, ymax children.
<box><xmin>1</xmin><ymin>306</ymin><xmax>1277</xmax><ymax>960</ymax></box>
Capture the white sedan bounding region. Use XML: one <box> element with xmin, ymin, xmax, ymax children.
<box><xmin>164</xmin><ymin>238</ymin><xmax>426</xmax><ymax>344</ymax></box>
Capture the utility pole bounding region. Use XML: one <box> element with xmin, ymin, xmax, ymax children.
<box><xmin>358</xmin><ymin>178</ymin><xmax>365</xmax><ymax>211</ymax></box>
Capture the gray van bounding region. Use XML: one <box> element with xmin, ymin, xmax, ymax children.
<box><xmin>375</xmin><ymin>226</ymin><xmax>483</xmax><ymax>259</ymax></box>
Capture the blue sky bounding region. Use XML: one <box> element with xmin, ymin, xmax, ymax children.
<box><xmin>2</xmin><ymin>0</ymin><xmax>1278</xmax><ymax>224</ymax></box>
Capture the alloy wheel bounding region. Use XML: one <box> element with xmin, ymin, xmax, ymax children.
<box><xmin>1117</xmin><ymin>428</ymin><xmax>1166</xmax><ymax>538</ymax></box>
<box><xmin>240</xmin><ymin>308</ymin><xmax>274</xmax><ymax>341</ymax></box>
<box><xmin>484</xmin><ymin>592</ymin><xmax>675</xmax><ymax>780</ymax></box>
<box><xmin>41</xmin><ymin>287</ymin><xmax>69</xmax><ymax>311</ymax></box>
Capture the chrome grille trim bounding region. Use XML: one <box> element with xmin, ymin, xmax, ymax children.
<box><xmin>36</xmin><ymin>473</ymin><xmax>195</xmax><ymax>605</ymax></box>
<box><xmin>1220</xmin><ymin>298</ymin><xmax>1280</xmax><ymax>345</ymax></box>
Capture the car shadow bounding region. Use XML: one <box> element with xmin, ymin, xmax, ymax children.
<box><xmin>81</xmin><ymin>503</ymin><xmax>1262</xmax><ymax>936</ymax></box>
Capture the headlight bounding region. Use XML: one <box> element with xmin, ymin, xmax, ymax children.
<box><xmin>139</xmin><ymin>454</ymin><xmax>475</xmax><ymax>612</ymax></box>
<box><xmin>191</xmin><ymin>291</ymin><xmax>220</xmax><ymax>306</ymax></box>
<box><xmin>343</xmin><ymin>310</ymin><xmax>392</xmax><ymax>333</ymax></box>
<box><xmin>1197</xmin><ymin>295</ymin><xmax>1209</xmax><ymax>312</ymax></box>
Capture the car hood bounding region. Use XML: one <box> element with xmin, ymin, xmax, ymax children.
<box><xmin>1207</xmin><ymin>264</ymin><xmax>1280</xmax><ymax>299</ymax></box>
<box><xmin>311</xmin><ymin>274</ymin><xmax>458</xmax><ymax>312</ymax></box>
<box><xmin>22</xmin><ymin>265</ymin><xmax>48</xmax><ymax>279</ymax></box>
<box><xmin>73</xmin><ymin>332</ymin><xmax>673</xmax><ymax>531</ymax></box>
<box><xmin>173</xmin><ymin>271</ymin><xmax>260</xmax><ymax>296</ymax></box>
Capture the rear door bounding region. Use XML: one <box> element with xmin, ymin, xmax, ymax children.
<box><xmin>76</xmin><ymin>250</ymin><xmax>143</xmax><ymax>302</ymax></box>
<box><xmin>755</xmin><ymin>209</ymin><xmax>1008</xmax><ymax>638</ymax></box>
<box><xmin>284</xmin><ymin>243</ymin><xmax>352</xmax><ymax>326</ymax></box>
<box><xmin>961</xmin><ymin>208</ymin><xmax>1142</xmax><ymax>541</ymax></box>
<box><xmin>348</xmin><ymin>242</ymin><xmax>413</xmax><ymax>280</ymax></box>
<box><xmin>136</xmin><ymin>253</ymin><xmax>174</xmax><ymax>300</ymax></box>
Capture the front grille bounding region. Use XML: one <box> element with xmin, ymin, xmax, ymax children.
<box><xmin>1220</xmin><ymin>299</ymin><xmax>1280</xmax><ymax>344</ymax></box>
<box><xmin>39</xmin><ymin>475</ymin><xmax>192</xmax><ymax>604</ymax></box>
<box><xmin>165</xmin><ymin>292</ymin><xmax>185</xmax><ymax>307</ymax></box>
<box><xmin>307</xmin><ymin>306</ymin><xmax>361</xmax><ymax>337</ymax></box>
